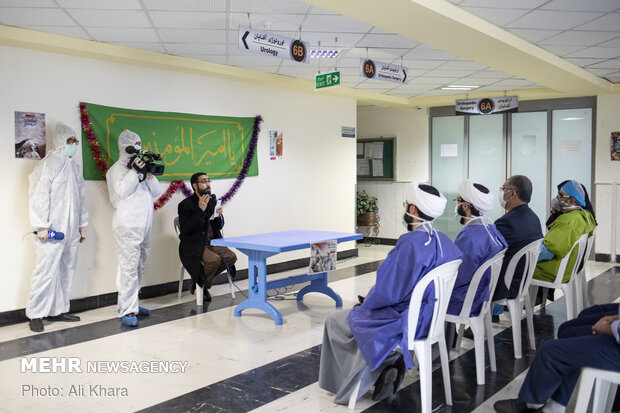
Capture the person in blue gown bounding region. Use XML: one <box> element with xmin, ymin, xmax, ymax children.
<box><xmin>447</xmin><ymin>179</ymin><xmax>507</xmax><ymax>318</ymax></box>
<box><xmin>318</xmin><ymin>182</ymin><xmax>462</xmax><ymax>405</ymax></box>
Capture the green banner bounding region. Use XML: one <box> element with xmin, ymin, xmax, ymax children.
<box><xmin>81</xmin><ymin>102</ymin><xmax>259</xmax><ymax>181</ymax></box>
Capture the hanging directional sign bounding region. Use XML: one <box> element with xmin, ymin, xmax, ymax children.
<box><xmin>360</xmin><ymin>58</ymin><xmax>408</xmax><ymax>84</ymax></box>
<box><xmin>238</xmin><ymin>25</ymin><xmax>309</xmax><ymax>63</ymax></box>
<box><xmin>455</xmin><ymin>96</ymin><xmax>519</xmax><ymax>115</ymax></box>
<box><xmin>315</xmin><ymin>71</ymin><xmax>341</xmax><ymax>90</ymax></box>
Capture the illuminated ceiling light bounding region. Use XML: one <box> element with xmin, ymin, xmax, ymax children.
<box><xmin>309</xmin><ymin>50</ymin><xmax>340</xmax><ymax>59</ymax></box>
<box><xmin>440</xmin><ymin>85</ymin><xmax>479</xmax><ymax>91</ymax></box>
<box><xmin>561</xmin><ymin>117</ymin><xmax>583</xmax><ymax>121</ymax></box>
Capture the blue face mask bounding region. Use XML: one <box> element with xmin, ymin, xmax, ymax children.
<box><xmin>63</xmin><ymin>143</ymin><xmax>77</xmax><ymax>157</ymax></box>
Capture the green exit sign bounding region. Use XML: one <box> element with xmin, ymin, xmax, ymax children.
<box><xmin>315</xmin><ymin>71</ymin><xmax>341</xmax><ymax>89</ymax></box>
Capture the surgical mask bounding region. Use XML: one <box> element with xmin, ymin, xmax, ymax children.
<box><xmin>134</xmin><ymin>144</ymin><xmax>141</xmax><ymax>151</ymax></box>
<box><xmin>551</xmin><ymin>197</ymin><xmax>561</xmax><ymax>213</ymax></box>
<box><xmin>402</xmin><ymin>212</ymin><xmax>414</xmax><ymax>230</ymax></box>
<box><xmin>63</xmin><ymin>143</ymin><xmax>77</xmax><ymax>157</ymax></box>
<box><xmin>499</xmin><ymin>190</ymin><xmax>507</xmax><ymax>209</ymax></box>
<box><xmin>559</xmin><ymin>197</ymin><xmax>581</xmax><ymax>211</ymax></box>
<box><xmin>454</xmin><ymin>203</ymin><xmax>467</xmax><ymax>225</ymax></box>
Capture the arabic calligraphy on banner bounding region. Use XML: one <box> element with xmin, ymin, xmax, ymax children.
<box><xmin>455</xmin><ymin>96</ymin><xmax>519</xmax><ymax>115</ymax></box>
<box><xmin>80</xmin><ymin>102</ymin><xmax>259</xmax><ymax>181</ymax></box>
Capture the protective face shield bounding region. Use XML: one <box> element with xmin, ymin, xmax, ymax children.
<box><xmin>63</xmin><ymin>143</ymin><xmax>77</xmax><ymax>157</ymax></box>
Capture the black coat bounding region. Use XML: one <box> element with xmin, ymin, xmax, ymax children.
<box><xmin>178</xmin><ymin>193</ymin><xmax>224</xmax><ymax>287</ymax></box>
<box><xmin>493</xmin><ymin>204</ymin><xmax>543</xmax><ymax>300</ymax></box>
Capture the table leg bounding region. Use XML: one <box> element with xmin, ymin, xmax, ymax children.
<box><xmin>296</xmin><ymin>272</ymin><xmax>343</xmax><ymax>308</ymax></box>
<box><xmin>234</xmin><ymin>250</ymin><xmax>283</xmax><ymax>325</ymax></box>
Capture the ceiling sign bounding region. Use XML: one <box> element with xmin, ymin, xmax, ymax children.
<box><xmin>238</xmin><ymin>25</ymin><xmax>309</xmax><ymax>63</ymax></box>
<box><xmin>359</xmin><ymin>58</ymin><xmax>408</xmax><ymax>84</ymax></box>
<box><xmin>315</xmin><ymin>71</ymin><xmax>340</xmax><ymax>90</ymax></box>
<box><xmin>455</xmin><ymin>96</ymin><xmax>519</xmax><ymax>115</ymax></box>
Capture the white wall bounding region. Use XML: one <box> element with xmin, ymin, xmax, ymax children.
<box><xmin>594</xmin><ymin>94</ymin><xmax>620</xmax><ymax>259</ymax></box>
<box><xmin>356</xmin><ymin>106</ymin><xmax>429</xmax><ymax>239</ymax></box>
<box><xmin>0</xmin><ymin>45</ymin><xmax>357</xmax><ymax>313</ymax></box>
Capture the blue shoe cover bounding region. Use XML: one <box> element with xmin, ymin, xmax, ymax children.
<box><xmin>121</xmin><ymin>314</ymin><xmax>138</xmax><ymax>327</ymax></box>
<box><xmin>138</xmin><ymin>306</ymin><xmax>151</xmax><ymax>316</ymax></box>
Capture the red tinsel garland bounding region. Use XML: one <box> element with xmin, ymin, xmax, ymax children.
<box><xmin>80</xmin><ymin>102</ymin><xmax>193</xmax><ymax>211</ymax></box>
<box><xmin>79</xmin><ymin>102</ymin><xmax>260</xmax><ymax>211</ymax></box>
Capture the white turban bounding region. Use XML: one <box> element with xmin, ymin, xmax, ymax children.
<box><xmin>405</xmin><ymin>182</ymin><xmax>446</xmax><ymax>219</ymax></box>
<box><xmin>458</xmin><ymin>179</ymin><xmax>494</xmax><ymax>213</ymax></box>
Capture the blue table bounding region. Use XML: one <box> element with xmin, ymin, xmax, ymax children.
<box><xmin>210</xmin><ymin>229</ymin><xmax>362</xmax><ymax>325</ymax></box>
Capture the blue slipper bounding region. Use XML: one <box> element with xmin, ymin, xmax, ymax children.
<box><xmin>138</xmin><ymin>306</ymin><xmax>151</xmax><ymax>316</ymax></box>
<box><xmin>121</xmin><ymin>314</ymin><xmax>138</xmax><ymax>327</ymax></box>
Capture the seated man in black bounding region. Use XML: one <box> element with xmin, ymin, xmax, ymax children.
<box><xmin>178</xmin><ymin>172</ymin><xmax>237</xmax><ymax>302</ymax></box>
<box><xmin>492</xmin><ymin>175</ymin><xmax>543</xmax><ymax>319</ymax></box>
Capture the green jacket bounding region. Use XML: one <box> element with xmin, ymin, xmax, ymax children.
<box><xmin>533</xmin><ymin>209</ymin><xmax>595</xmax><ymax>283</ymax></box>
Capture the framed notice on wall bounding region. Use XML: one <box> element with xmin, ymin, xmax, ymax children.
<box><xmin>356</xmin><ymin>137</ymin><xmax>395</xmax><ymax>180</ymax></box>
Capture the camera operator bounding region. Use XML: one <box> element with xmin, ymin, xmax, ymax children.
<box><xmin>107</xmin><ymin>130</ymin><xmax>161</xmax><ymax>327</ymax></box>
<box><xmin>178</xmin><ymin>172</ymin><xmax>237</xmax><ymax>302</ymax></box>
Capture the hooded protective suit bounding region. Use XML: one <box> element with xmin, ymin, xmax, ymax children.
<box><xmin>26</xmin><ymin>122</ymin><xmax>88</xmax><ymax>319</ymax></box>
<box><xmin>106</xmin><ymin>130</ymin><xmax>161</xmax><ymax>318</ymax></box>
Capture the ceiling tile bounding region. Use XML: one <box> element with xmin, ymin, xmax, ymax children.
<box><xmin>87</xmin><ymin>27</ymin><xmax>159</xmax><ymax>42</ymax></box>
<box><xmin>21</xmin><ymin>25</ymin><xmax>91</xmax><ymax>39</ymax></box>
<box><xmin>400</xmin><ymin>59</ymin><xmax>446</xmax><ymax>70</ymax></box>
<box><xmin>491</xmin><ymin>78</ymin><xmax>536</xmax><ymax>87</ymax></box>
<box><xmin>565</xmin><ymin>46</ymin><xmax>620</xmax><ymax>59</ymax></box>
<box><xmin>458</xmin><ymin>0</ymin><xmax>548</xmax><ymax>8</ymax></box>
<box><xmin>230</xmin><ymin>0</ymin><xmax>310</xmax><ymax>14</ymax></box>
<box><xmin>406</xmin><ymin>46</ymin><xmax>458</xmax><ymax>60</ymax></box>
<box><xmin>158</xmin><ymin>28</ymin><xmax>227</xmax><ymax>43</ymax></box>
<box><xmin>228</xmin><ymin>12</ymin><xmax>306</xmax><ymax>32</ymax></box>
<box><xmin>0</xmin><ymin>0</ymin><xmax>56</xmax><ymax>7</ymax></box>
<box><xmin>467</xmin><ymin>69</ymin><xmax>513</xmax><ymax>79</ymax></box>
<box><xmin>505</xmin><ymin>10</ymin><xmax>605</xmax><ymax>30</ymax></box>
<box><xmin>565</xmin><ymin>57</ymin><xmax>607</xmax><ymax>67</ymax></box>
<box><xmin>588</xmin><ymin>58</ymin><xmax>620</xmax><ymax>69</ymax></box>
<box><xmin>415</xmin><ymin>76</ymin><xmax>461</xmax><ymax>84</ymax></box>
<box><xmin>144</xmin><ymin>0</ymin><xmax>225</xmax><ymax>12</ymax></box>
<box><xmin>461</xmin><ymin>7</ymin><xmax>529</xmax><ymax>26</ymax></box>
<box><xmin>597</xmin><ymin>36</ymin><xmax>620</xmax><ymax>48</ymax></box>
<box><xmin>424</xmin><ymin>69</ymin><xmax>476</xmax><ymax>78</ymax></box>
<box><xmin>569</xmin><ymin>13</ymin><xmax>620</xmax><ymax>31</ymax></box>
<box><xmin>229</xmin><ymin>54</ymin><xmax>282</xmax><ymax>66</ymax></box>
<box><xmin>540</xmin><ymin>0</ymin><xmax>620</xmax><ymax>12</ymax></box>
<box><xmin>454</xmin><ymin>77</ymin><xmax>499</xmax><ymax>86</ymax></box>
<box><xmin>57</xmin><ymin>0</ymin><xmax>142</xmax><ymax>9</ymax></box>
<box><xmin>298</xmin><ymin>32</ymin><xmax>364</xmax><ymax>48</ymax></box>
<box><xmin>540</xmin><ymin>45</ymin><xmax>587</xmax><ymax>56</ymax></box>
<box><xmin>587</xmin><ymin>67</ymin><xmax>620</xmax><ymax>76</ymax></box>
<box><xmin>506</xmin><ymin>28</ymin><xmax>560</xmax><ymax>43</ymax></box>
<box><xmin>302</xmin><ymin>14</ymin><xmax>373</xmax><ymax>33</ymax></box>
<box><xmin>150</xmin><ymin>11</ymin><xmax>227</xmax><ymax>29</ymax></box>
<box><xmin>0</xmin><ymin>8</ymin><xmax>75</xmax><ymax>26</ymax></box>
<box><xmin>165</xmin><ymin>43</ymin><xmax>226</xmax><ymax>54</ymax></box>
<box><xmin>438</xmin><ymin>60</ymin><xmax>488</xmax><ymax>70</ymax></box>
<box><xmin>67</xmin><ymin>9</ymin><xmax>151</xmax><ymax>27</ymax></box>
<box><xmin>343</xmin><ymin>48</ymin><xmax>410</xmax><ymax>60</ymax></box>
<box><xmin>109</xmin><ymin>42</ymin><xmax>166</xmax><ymax>53</ymax></box>
<box><xmin>356</xmin><ymin>33</ymin><xmax>419</xmax><ymax>49</ymax></box>
<box><xmin>540</xmin><ymin>31</ymin><xmax>620</xmax><ymax>46</ymax></box>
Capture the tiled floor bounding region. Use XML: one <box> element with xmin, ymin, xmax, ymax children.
<box><xmin>0</xmin><ymin>244</ymin><xmax>616</xmax><ymax>413</ymax></box>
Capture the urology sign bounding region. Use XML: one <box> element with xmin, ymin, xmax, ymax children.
<box><xmin>238</xmin><ymin>26</ymin><xmax>308</xmax><ymax>63</ymax></box>
<box><xmin>81</xmin><ymin>102</ymin><xmax>258</xmax><ymax>181</ymax></box>
<box><xmin>456</xmin><ymin>96</ymin><xmax>519</xmax><ymax>115</ymax></box>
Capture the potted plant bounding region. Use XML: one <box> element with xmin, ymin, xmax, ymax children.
<box><xmin>356</xmin><ymin>190</ymin><xmax>379</xmax><ymax>226</ymax></box>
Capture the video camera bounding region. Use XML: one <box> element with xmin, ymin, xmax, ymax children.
<box><xmin>125</xmin><ymin>146</ymin><xmax>165</xmax><ymax>177</ymax></box>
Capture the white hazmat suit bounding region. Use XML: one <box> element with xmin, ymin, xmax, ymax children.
<box><xmin>106</xmin><ymin>130</ymin><xmax>161</xmax><ymax>319</ymax></box>
<box><xmin>26</xmin><ymin>123</ymin><xmax>88</xmax><ymax>319</ymax></box>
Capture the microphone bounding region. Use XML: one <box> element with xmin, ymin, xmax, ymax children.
<box><xmin>34</xmin><ymin>230</ymin><xmax>65</xmax><ymax>240</ymax></box>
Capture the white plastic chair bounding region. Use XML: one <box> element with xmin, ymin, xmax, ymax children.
<box><xmin>574</xmin><ymin>230</ymin><xmax>595</xmax><ymax>315</ymax></box>
<box><xmin>408</xmin><ymin>259</ymin><xmax>462</xmax><ymax>413</ymax></box>
<box><xmin>346</xmin><ymin>260</ymin><xmax>462</xmax><ymax>411</ymax></box>
<box><xmin>173</xmin><ymin>216</ymin><xmax>235</xmax><ymax>304</ymax></box>
<box><xmin>447</xmin><ymin>250</ymin><xmax>506</xmax><ymax>385</ymax></box>
<box><xmin>493</xmin><ymin>239</ymin><xmax>543</xmax><ymax>359</ymax></box>
<box><xmin>530</xmin><ymin>234</ymin><xmax>588</xmax><ymax>321</ymax></box>
<box><xmin>574</xmin><ymin>367</ymin><xmax>620</xmax><ymax>413</ymax></box>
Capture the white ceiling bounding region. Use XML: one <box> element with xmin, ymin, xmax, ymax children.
<box><xmin>1</xmin><ymin>0</ymin><xmax>620</xmax><ymax>102</ymax></box>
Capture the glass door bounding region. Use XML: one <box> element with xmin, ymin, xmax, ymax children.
<box><xmin>510</xmin><ymin>111</ymin><xmax>548</xmax><ymax>231</ymax></box>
